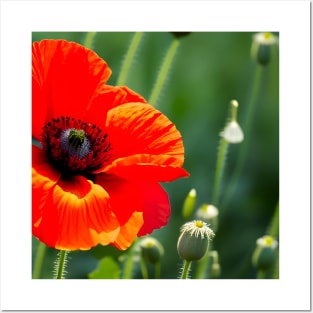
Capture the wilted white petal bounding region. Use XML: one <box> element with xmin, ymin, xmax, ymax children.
<box><xmin>256</xmin><ymin>235</ymin><xmax>278</xmax><ymax>249</ymax></box>
<box><xmin>222</xmin><ymin>121</ymin><xmax>244</xmax><ymax>143</ymax></box>
<box><xmin>253</xmin><ymin>32</ymin><xmax>278</xmax><ymax>46</ymax></box>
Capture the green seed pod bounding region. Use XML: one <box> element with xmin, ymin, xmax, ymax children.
<box><xmin>252</xmin><ymin>235</ymin><xmax>278</xmax><ymax>271</ymax></box>
<box><xmin>257</xmin><ymin>44</ymin><xmax>271</xmax><ymax>65</ymax></box>
<box><xmin>251</xmin><ymin>32</ymin><xmax>278</xmax><ymax>66</ymax></box>
<box><xmin>139</xmin><ymin>237</ymin><xmax>164</xmax><ymax>264</ymax></box>
<box><xmin>177</xmin><ymin>220</ymin><xmax>215</xmax><ymax>261</ymax></box>
<box><xmin>177</xmin><ymin>232</ymin><xmax>209</xmax><ymax>261</ymax></box>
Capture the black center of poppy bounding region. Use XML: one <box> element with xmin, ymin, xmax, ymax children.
<box><xmin>41</xmin><ymin>116</ymin><xmax>112</xmax><ymax>174</ymax></box>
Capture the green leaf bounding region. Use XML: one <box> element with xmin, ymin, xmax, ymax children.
<box><xmin>89</xmin><ymin>244</ymin><xmax>124</xmax><ymax>260</ymax></box>
<box><xmin>88</xmin><ymin>257</ymin><xmax>121</xmax><ymax>279</ymax></box>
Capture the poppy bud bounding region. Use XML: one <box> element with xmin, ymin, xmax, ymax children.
<box><xmin>139</xmin><ymin>237</ymin><xmax>164</xmax><ymax>264</ymax></box>
<box><xmin>251</xmin><ymin>32</ymin><xmax>278</xmax><ymax>66</ymax></box>
<box><xmin>195</xmin><ymin>204</ymin><xmax>219</xmax><ymax>232</ymax></box>
<box><xmin>182</xmin><ymin>188</ymin><xmax>197</xmax><ymax>219</ymax></box>
<box><xmin>252</xmin><ymin>235</ymin><xmax>278</xmax><ymax>271</ymax></box>
<box><xmin>220</xmin><ymin>100</ymin><xmax>244</xmax><ymax>144</ymax></box>
<box><xmin>177</xmin><ymin>220</ymin><xmax>215</xmax><ymax>261</ymax></box>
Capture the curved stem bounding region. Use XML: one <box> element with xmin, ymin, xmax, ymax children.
<box><xmin>116</xmin><ymin>32</ymin><xmax>144</xmax><ymax>86</ymax></box>
<box><xmin>139</xmin><ymin>257</ymin><xmax>149</xmax><ymax>279</ymax></box>
<box><xmin>257</xmin><ymin>269</ymin><xmax>266</xmax><ymax>279</ymax></box>
<box><xmin>267</xmin><ymin>201</ymin><xmax>279</xmax><ymax>238</ymax></box>
<box><xmin>84</xmin><ymin>32</ymin><xmax>97</xmax><ymax>49</ymax></box>
<box><xmin>148</xmin><ymin>38</ymin><xmax>180</xmax><ymax>107</ymax></box>
<box><xmin>180</xmin><ymin>260</ymin><xmax>192</xmax><ymax>279</ymax></box>
<box><xmin>194</xmin><ymin>250</ymin><xmax>210</xmax><ymax>279</ymax></box>
<box><xmin>272</xmin><ymin>251</ymin><xmax>279</xmax><ymax>279</ymax></box>
<box><xmin>221</xmin><ymin>65</ymin><xmax>263</xmax><ymax>210</ymax></box>
<box><xmin>212</xmin><ymin>138</ymin><xmax>229</xmax><ymax>206</ymax></box>
<box><xmin>155</xmin><ymin>261</ymin><xmax>161</xmax><ymax>279</ymax></box>
<box><xmin>122</xmin><ymin>239</ymin><xmax>137</xmax><ymax>279</ymax></box>
<box><xmin>32</xmin><ymin>241</ymin><xmax>46</xmax><ymax>279</ymax></box>
<box><xmin>55</xmin><ymin>250</ymin><xmax>68</xmax><ymax>279</ymax></box>
<box><xmin>268</xmin><ymin>201</ymin><xmax>279</xmax><ymax>279</ymax></box>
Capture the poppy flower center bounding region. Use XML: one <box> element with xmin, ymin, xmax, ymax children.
<box><xmin>41</xmin><ymin>116</ymin><xmax>112</xmax><ymax>174</ymax></box>
<box><xmin>60</xmin><ymin>128</ymin><xmax>91</xmax><ymax>159</ymax></box>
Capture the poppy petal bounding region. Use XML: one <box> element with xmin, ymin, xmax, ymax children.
<box><xmin>84</xmin><ymin>85</ymin><xmax>147</xmax><ymax>129</ymax></box>
<box><xmin>97</xmin><ymin>175</ymin><xmax>170</xmax><ymax>239</ymax></box>
<box><xmin>33</xmin><ymin>172</ymin><xmax>120</xmax><ymax>250</ymax></box>
<box><xmin>106</xmin><ymin>102</ymin><xmax>185</xmax><ymax>163</ymax></box>
<box><xmin>32</xmin><ymin>146</ymin><xmax>61</xmax><ymax>231</ymax></box>
<box><xmin>137</xmin><ymin>182</ymin><xmax>171</xmax><ymax>236</ymax></box>
<box><xmin>111</xmin><ymin>212</ymin><xmax>144</xmax><ymax>250</ymax></box>
<box><xmin>103</xmin><ymin>154</ymin><xmax>189</xmax><ymax>182</ymax></box>
<box><xmin>32</xmin><ymin>39</ymin><xmax>111</xmax><ymax>139</ymax></box>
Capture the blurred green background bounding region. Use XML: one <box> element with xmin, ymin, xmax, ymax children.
<box><xmin>32</xmin><ymin>32</ymin><xmax>279</xmax><ymax>279</ymax></box>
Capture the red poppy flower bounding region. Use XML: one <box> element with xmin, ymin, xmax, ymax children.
<box><xmin>32</xmin><ymin>39</ymin><xmax>189</xmax><ymax>251</ymax></box>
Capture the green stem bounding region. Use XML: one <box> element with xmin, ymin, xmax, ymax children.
<box><xmin>268</xmin><ymin>201</ymin><xmax>279</xmax><ymax>279</ymax></box>
<box><xmin>194</xmin><ymin>250</ymin><xmax>210</xmax><ymax>279</ymax></box>
<box><xmin>272</xmin><ymin>251</ymin><xmax>279</xmax><ymax>279</ymax></box>
<box><xmin>32</xmin><ymin>241</ymin><xmax>46</xmax><ymax>279</ymax></box>
<box><xmin>212</xmin><ymin>138</ymin><xmax>229</xmax><ymax>206</ymax></box>
<box><xmin>83</xmin><ymin>32</ymin><xmax>97</xmax><ymax>49</ymax></box>
<box><xmin>122</xmin><ymin>239</ymin><xmax>137</xmax><ymax>279</ymax></box>
<box><xmin>221</xmin><ymin>65</ymin><xmax>263</xmax><ymax>210</ymax></box>
<box><xmin>257</xmin><ymin>269</ymin><xmax>266</xmax><ymax>279</ymax></box>
<box><xmin>267</xmin><ymin>201</ymin><xmax>279</xmax><ymax>238</ymax></box>
<box><xmin>139</xmin><ymin>257</ymin><xmax>149</xmax><ymax>279</ymax></box>
<box><xmin>148</xmin><ymin>38</ymin><xmax>180</xmax><ymax>107</ymax></box>
<box><xmin>55</xmin><ymin>250</ymin><xmax>68</xmax><ymax>279</ymax></box>
<box><xmin>116</xmin><ymin>32</ymin><xmax>144</xmax><ymax>86</ymax></box>
<box><xmin>155</xmin><ymin>261</ymin><xmax>161</xmax><ymax>279</ymax></box>
<box><xmin>180</xmin><ymin>260</ymin><xmax>192</xmax><ymax>279</ymax></box>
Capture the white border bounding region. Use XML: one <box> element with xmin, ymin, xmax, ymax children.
<box><xmin>0</xmin><ymin>0</ymin><xmax>311</xmax><ymax>311</ymax></box>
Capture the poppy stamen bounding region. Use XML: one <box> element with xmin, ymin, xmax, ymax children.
<box><xmin>41</xmin><ymin>116</ymin><xmax>112</xmax><ymax>173</ymax></box>
<box><xmin>60</xmin><ymin>128</ymin><xmax>91</xmax><ymax>159</ymax></box>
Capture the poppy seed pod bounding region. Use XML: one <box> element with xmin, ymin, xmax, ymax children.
<box><xmin>251</xmin><ymin>32</ymin><xmax>278</xmax><ymax>66</ymax></box>
<box><xmin>257</xmin><ymin>44</ymin><xmax>271</xmax><ymax>66</ymax></box>
<box><xmin>139</xmin><ymin>237</ymin><xmax>164</xmax><ymax>264</ymax></box>
<box><xmin>177</xmin><ymin>220</ymin><xmax>215</xmax><ymax>261</ymax></box>
<box><xmin>252</xmin><ymin>235</ymin><xmax>278</xmax><ymax>271</ymax></box>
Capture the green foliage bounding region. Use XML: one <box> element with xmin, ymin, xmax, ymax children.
<box><xmin>88</xmin><ymin>257</ymin><xmax>121</xmax><ymax>279</ymax></box>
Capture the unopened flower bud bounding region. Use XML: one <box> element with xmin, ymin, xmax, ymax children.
<box><xmin>251</xmin><ymin>32</ymin><xmax>278</xmax><ymax>66</ymax></box>
<box><xmin>182</xmin><ymin>188</ymin><xmax>197</xmax><ymax>219</ymax></box>
<box><xmin>139</xmin><ymin>237</ymin><xmax>164</xmax><ymax>264</ymax></box>
<box><xmin>195</xmin><ymin>204</ymin><xmax>219</xmax><ymax>232</ymax></box>
<box><xmin>252</xmin><ymin>235</ymin><xmax>278</xmax><ymax>271</ymax></box>
<box><xmin>177</xmin><ymin>220</ymin><xmax>215</xmax><ymax>261</ymax></box>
